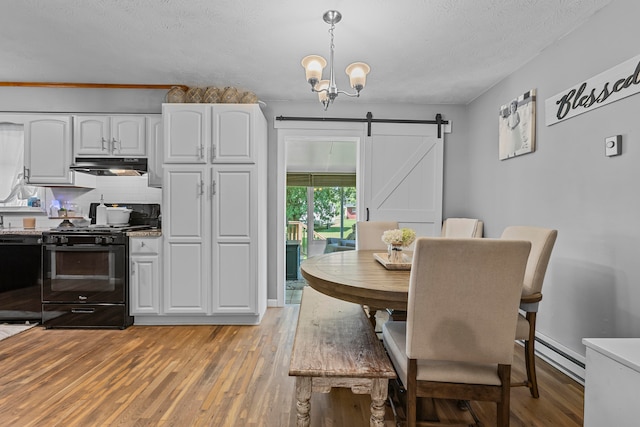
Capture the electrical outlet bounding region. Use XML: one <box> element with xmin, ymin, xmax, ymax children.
<box><xmin>605</xmin><ymin>135</ymin><xmax>621</xmax><ymax>157</ymax></box>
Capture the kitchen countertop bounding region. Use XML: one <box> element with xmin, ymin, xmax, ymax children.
<box><xmin>127</xmin><ymin>229</ymin><xmax>162</xmax><ymax>237</ymax></box>
<box><xmin>0</xmin><ymin>227</ymin><xmax>48</xmax><ymax>235</ymax></box>
<box><xmin>0</xmin><ymin>228</ymin><xmax>162</xmax><ymax>237</ymax></box>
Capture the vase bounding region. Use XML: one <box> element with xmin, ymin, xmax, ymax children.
<box><xmin>388</xmin><ymin>244</ymin><xmax>404</xmax><ymax>263</ymax></box>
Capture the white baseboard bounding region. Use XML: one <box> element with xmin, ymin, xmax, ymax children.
<box><xmin>267</xmin><ymin>298</ymin><xmax>280</xmax><ymax>307</ymax></box>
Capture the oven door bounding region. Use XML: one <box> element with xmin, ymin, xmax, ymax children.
<box><xmin>42</xmin><ymin>242</ymin><xmax>127</xmax><ymax>303</ymax></box>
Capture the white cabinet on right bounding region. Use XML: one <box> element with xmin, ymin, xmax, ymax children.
<box><xmin>161</xmin><ymin>104</ymin><xmax>267</xmax><ymax>325</ymax></box>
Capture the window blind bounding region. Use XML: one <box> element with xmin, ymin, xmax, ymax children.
<box><xmin>286</xmin><ymin>173</ymin><xmax>356</xmax><ymax>187</ymax></box>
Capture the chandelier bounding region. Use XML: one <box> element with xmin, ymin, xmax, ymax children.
<box><xmin>301</xmin><ymin>10</ymin><xmax>370</xmax><ymax>110</ymax></box>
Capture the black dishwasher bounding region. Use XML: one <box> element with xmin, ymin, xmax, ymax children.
<box><xmin>0</xmin><ymin>234</ymin><xmax>42</xmax><ymax>323</ymax></box>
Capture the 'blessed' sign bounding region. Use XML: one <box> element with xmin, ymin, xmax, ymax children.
<box><xmin>545</xmin><ymin>54</ymin><xmax>640</xmax><ymax>126</ymax></box>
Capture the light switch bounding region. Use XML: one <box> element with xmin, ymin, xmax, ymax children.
<box><xmin>605</xmin><ymin>135</ymin><xmax>621</xmax><ymax>157</ymax></box>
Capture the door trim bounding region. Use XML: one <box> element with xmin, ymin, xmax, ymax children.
<box><xmin>275</xmin><ymin>121</ymin><xmax>365</xmax><ymax>307</ymax></box>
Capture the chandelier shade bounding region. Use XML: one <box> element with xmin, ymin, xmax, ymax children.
<box><xmin>301</xmin><ymin>10</ymin><xmax>370</xmax><ymax>110</ymax></box>
<box><xmin>301</xmin><ymin>55</ymin><xmax>327</xmax><ymax>87</ymax></box>
<box><xmin>345</xmin><ymin>62</ymin><xmax>370</xmax><ymax>91</ymax></box>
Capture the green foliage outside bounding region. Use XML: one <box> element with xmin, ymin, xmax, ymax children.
<box><xmin>286</xmin><ymin>186</ymin><xmax>356</xmax><ymax>240</ymax></box>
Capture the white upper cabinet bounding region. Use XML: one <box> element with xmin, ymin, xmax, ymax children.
<box><xmin>163</xmin><ymin>105</ymin><xmax>210</xmax><ymax>164</ymax></box>
<box><xmin>74</xmin><ymin>115</ymin><xmax>146</xmax><ymax>156</ymax></box>
<box><xmin>212</xmin><ymin>105</ymin><xmax>255</xmax><ymax>164</ymax></box>
<box><xmin>0</xmin><ymin>113</ymin><xmax>94</xmax><ymax>187</ymax></box>
<box><xmin>163</xmin><ymin>104</ymin><xmax>257</xmax><ymax>164</ymax></box>
<box><xmin>23</xmin><ymin>115</ymin><xmax>75</xmax><ymax>185</ymax></box>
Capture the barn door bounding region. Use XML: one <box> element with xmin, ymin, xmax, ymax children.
<box><xmin>361</xmin><ymin>123</ymin><xmax>443</xmax><ymax>237</ymax></box>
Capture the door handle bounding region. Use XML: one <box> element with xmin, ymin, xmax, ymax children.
<box><xmin>198</xmin><ymin>180</ymin><xmax>204</xmax><ymax>195</ymax></box>
<box><xmin>211</xmin><ymin>179</ymin><xmax>216</xmax><ymax>196</ymax></box>
<box><xmin>366</xmin><ymin>208</ymin><xmax>370</xmax><ymax>221</ymax></box>
<box><xmin>101</xmin><ymin>137</ymin><xmax>107</xmax><ymax>151</ymax></box>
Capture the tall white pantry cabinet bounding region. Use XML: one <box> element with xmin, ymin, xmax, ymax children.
<box><xmin>159</xmin><ymin>103</ymin><xmax>267</xmax><ymax>325</ymax></box>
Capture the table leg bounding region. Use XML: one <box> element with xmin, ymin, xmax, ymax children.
<box><xmin>370</xmin><ymin>378</ymin><xmax>388</xmax><ymax>427</ymax></box>
<box><xmin>368</xmin><ymin>308</ymin><xmax>378</xmax><ymax>329</ymax></box>
<box><xmin>295</xmin><ymin>377</ymin><xmax>312</xmax><ymax>427</ymax></box>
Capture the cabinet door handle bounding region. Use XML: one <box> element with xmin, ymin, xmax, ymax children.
<box><xmin>111</xmin><ymin>138</ymin><xmax>120</xmax><ymax>154</ymax></box>
<box><xmin>199</xmin><ymin>145</ymin><xmax>204</xmax><ymax>160</ymax></box>
<box><xmin>211</xmin><ymin>179</ymin><xmax>216</xmax><ymax>196</ymax></box>
<box><xmin>131</xmin><ymin>260</ymin><xmax>136</xmax><ymax>275</ymax></box>
<box><xmin>212</xmin><ymin>144</ymin><xmax>217</xmax><ymax>161</ymax></box>
<box><xmin>101</xmin><ymin>137</ymin><xmax>107</xmax><ymax>151</ymax></box>
<box><xmin>198</xmin><ymin>180</ymin><xmax>205</xmax><ymax>195</ymax></box>
<box><xmin>23</xmin><ymin>166</ymin><xmax>30</xmax><ymax>182</ymax></box>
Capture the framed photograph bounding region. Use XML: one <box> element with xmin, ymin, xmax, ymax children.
<box><xmin>499</xmin><ymin>89</ymin><xmax>536</xmax><ymax>160</ymax></box>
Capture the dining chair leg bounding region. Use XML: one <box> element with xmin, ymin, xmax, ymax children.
<box><xmin>524</xmin><ymin>312</ymin><xmax>539</xmax><ymax>398</ymax></box>
<box><xmin>407</xmin><ymin>359</ymin><xmax>418</xmax><ymax>427</ymax></box>
<box><xmin>497</xmin><ymin>364</ymin><xmax>511</xmax><ymax>427</ymax></box>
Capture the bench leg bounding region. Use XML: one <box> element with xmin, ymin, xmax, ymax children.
<box><xmin>370</xmin><ymin>378</ymin><xmax>389</xmax><ymax>427</ymax></box>
<box><xmin>295</xmin><ymin>377</ymin><xmax>312</xmax><ymax>427</ymax></box>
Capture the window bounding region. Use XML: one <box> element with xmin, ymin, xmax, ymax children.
<box><xmin>0</xmin><ymin>123</ymin><xmax>41</xmax><ymax>209</ymax></box>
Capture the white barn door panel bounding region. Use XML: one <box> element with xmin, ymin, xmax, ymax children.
<box><xmin>362</xmin><ymin>123</ymin><xmax>443</xmax><ymax>238</ymax></box>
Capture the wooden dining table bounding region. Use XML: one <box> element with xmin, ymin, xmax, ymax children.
<box><xmin>300</xmin><ymin>249</ymin><xmax>411</xmax><ymax>313</ymax></box>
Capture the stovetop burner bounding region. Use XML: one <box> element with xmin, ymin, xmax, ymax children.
<box><xmin>47</xmin><ymin>224</ymin><xmax>154</xmax><ymax>234</ymax></box>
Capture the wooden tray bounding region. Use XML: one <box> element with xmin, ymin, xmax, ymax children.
<box><xmin>373</xmin><ymin>253</ymin><xmax>412</xmax><ymax>270</ymax></box>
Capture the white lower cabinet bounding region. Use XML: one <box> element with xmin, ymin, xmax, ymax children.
<box><xmin>130</xmin><ymin>236</ymin><xmax>162</xmax><ymax>315</ymax></box>
<box><xmin>161</xmin><ymin>163</ymin><xmax>265</xmax><ymax>323</ymax></box>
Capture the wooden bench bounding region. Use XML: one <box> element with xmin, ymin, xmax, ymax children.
<box><xmin>289</xmin><ymin>287</ymin><xmax>397</xmax><ymax>427</ymax></box>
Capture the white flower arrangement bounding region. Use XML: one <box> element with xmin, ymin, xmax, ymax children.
<box><xmin>381</xmin><ymin>228</ymin><xmax>416</xmax><ymax>247</ymax></box>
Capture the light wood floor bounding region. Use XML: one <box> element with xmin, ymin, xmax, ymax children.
<box><xmin>0</xmin><ymin>306</ymin><xmax>584</xmax><ymax>426</ymax></box>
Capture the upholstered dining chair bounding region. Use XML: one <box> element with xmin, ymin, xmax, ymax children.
<box><xmin>501</xmin><ymin>226</ymin><xmax>557</xmax><ymax>398</ymax></box>
<box><xmin>356</xmin><ymin>220</ymin><xmax>399</xmax><ymax>250</ymax></box>
<box><xmin>441</xmin><ymin>217</ymin><xmax>484</xmax><ymax>238</ymax></box>
<box><xmin>382</xmin><ymin>237</ymin><xmax>531</xmax><ymax>427</ymax></box>
<box><xmin>355</xmin><ymin>220</ymin><xmax>399</xmax><ymax>328</ymax></box>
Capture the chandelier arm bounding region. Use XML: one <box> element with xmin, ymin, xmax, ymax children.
<box><xmin>336</xmin><ymin>90</ymin><xmax>361</xmax><ymax>98</ymax></box>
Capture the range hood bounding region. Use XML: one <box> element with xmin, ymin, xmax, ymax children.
<box><xmin>70</xmin><ymin>157</ymin><xmax>148</xmax><ymax>176</ymax></box>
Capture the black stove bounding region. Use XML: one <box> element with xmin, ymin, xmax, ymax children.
<box><xmin>41</xmin><ymin>202</ymin><xmax>160</xmax><ymax>329</ymax></box>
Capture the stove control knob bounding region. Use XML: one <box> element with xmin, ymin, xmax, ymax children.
<box><xmin>60</xmin><ymin>236</ymin><xmax>68</xmax><ymax>244</ymax></box>
<box><xmin>95</xmin><ymin>237</ymin><xmax>103</xmax><ymax>244</ymax></box>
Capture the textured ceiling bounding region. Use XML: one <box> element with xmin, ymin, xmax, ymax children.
<box><xmin>0</xmin><ymin>0</ymin><xmax>611</xmax><ymax>105</ymax></box>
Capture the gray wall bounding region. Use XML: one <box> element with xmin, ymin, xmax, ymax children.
<box><xmin>464</xmin><ymin>0</ymin><xmax>640</xmax><ymax>358</ymax></box>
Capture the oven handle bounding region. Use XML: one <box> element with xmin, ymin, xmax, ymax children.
<box><xmin>71</xmin><ymin>308</ymin><xmax>96</xmax><ymax>314</ymax></box>
<box><xmin>44</xmin><ymin>244</ymin><xmax>123</xmax><ymax>251</ymax></box>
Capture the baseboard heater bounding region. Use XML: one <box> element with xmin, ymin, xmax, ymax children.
<box><xmin>527</xmin><ymin>336</ymin><xmax>586</xmax><ymax>385</ymax></box>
